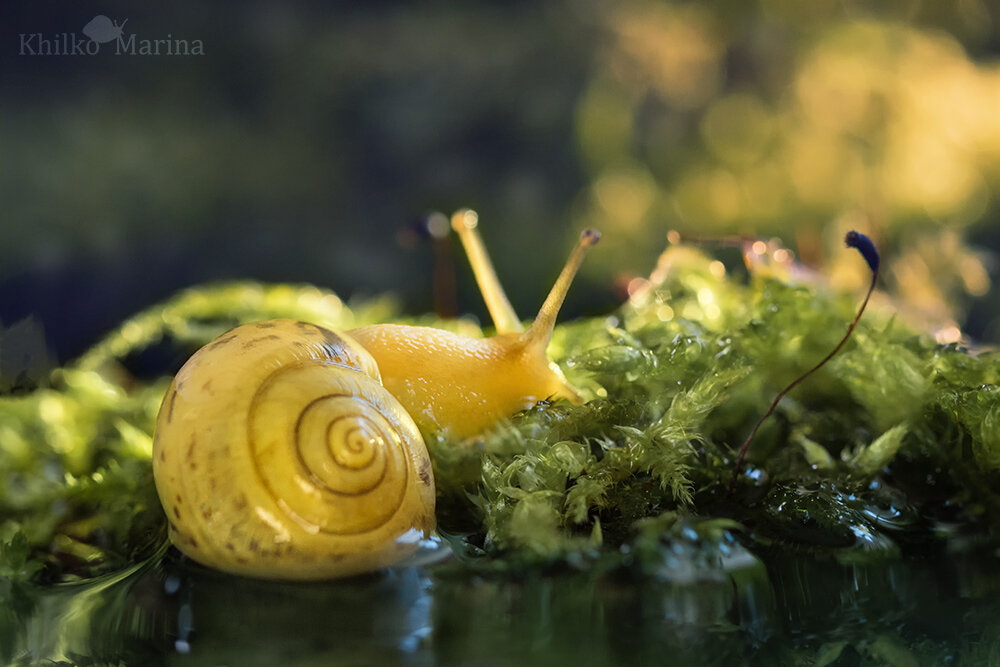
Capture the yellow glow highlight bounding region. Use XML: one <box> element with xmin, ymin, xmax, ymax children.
<box><xmin>934</xmin><ymin>326</ymin><xmax>963</xmax><ymax>345</ymax></box>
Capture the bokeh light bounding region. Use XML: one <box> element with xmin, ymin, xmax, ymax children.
<box><xmin>1</xmin><ymin>2</ymin><xmax>999</xmax><ymax>359</ymax></box>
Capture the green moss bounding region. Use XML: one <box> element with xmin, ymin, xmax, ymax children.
<box><xmin>443</xmin><ymin>247</ymin><xmax>1000</xmax><ymax>568</ymax></box>
<box><xmin>3</xmin><ymin>261</ymin><xmax>1000</xmax><ymax>583</ymax></box>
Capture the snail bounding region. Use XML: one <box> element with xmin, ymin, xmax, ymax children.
<box><xmin>82</xmin><ymin>15</ymin><xmax>127</xmax><ymax>44</ymax></box>
<box><xmin>152</xmin><ymin>210</ymin><xmax>600</xmax><ymax>579</ymax></box>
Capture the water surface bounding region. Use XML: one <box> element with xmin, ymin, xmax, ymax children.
<box><xmin>3</xmin><ymin>537</ymin><xmax>999</xmax><ymax>666</ymax></box>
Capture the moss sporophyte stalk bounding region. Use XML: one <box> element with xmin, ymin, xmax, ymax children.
<box><xmin>730</xmin><ymin>231</ymin><xmax>880</xmax><ymax>490</ymax></box>
<box><xmin>1</xmin><ymin>233</ymin><xmax>999</xmax><ymax>584</ymax></box>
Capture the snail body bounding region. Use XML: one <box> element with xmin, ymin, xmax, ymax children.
<box><xmin>348</xmin><ymin>324</ymin><xmax>576</xmax><ymax>438</ymax></box>
<box><xmin>153</xmin><ymin>211</ymin><xmax>599</xmax><ymax>579</ymax></box>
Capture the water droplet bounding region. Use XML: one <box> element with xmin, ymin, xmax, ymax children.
<box><xmin>163</xmin><ymin>575</ymin><xmax>180</xmax><ymax>594</ymax></box>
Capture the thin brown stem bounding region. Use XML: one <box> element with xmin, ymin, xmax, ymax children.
<box><xmin>729</xmin><ymin>231</ymin><xmax>879</xmax><ymax>492</ymax></box>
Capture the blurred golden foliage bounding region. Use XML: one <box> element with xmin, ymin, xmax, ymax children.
<box><xmin>574</xmin><ymin>7</ymin><xmax>999</xmax><ymax>337</ymax></box>
<box><xmin>3</xmin><ymin>3</ymin><xmax>999</xmax><ymax>349</ymax></box>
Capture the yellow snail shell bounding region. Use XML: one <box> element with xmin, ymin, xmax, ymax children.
<box><xmin>152</xmin><ymin>320</ymin><xmax>435</xmax><ymax>580</ymax></box>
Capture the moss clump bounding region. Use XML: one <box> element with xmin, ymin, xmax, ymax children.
<box><xmin>433</xmin><ymin>246</ymin><xmax>1000</xmax><ymax>571</ymax></box>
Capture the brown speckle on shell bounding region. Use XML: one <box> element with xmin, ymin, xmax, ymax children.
<box><xmin>418</xmin><ymin>459</ymin><xmax>432</xmax><ymax>486</ymax></box>
<box><xmin>165</xmin><ymin>388</ymin><xmax>177</xmax><ymax>423</ymax></box>
<box><xmin>242</xmin><ymin>337</ymin><xmax>264</xmax><ymax>350</ymax></box>
<box><xmin>294</xmin><ymin>321</ymin><xmax>321</xmax><ymax>336</ymax></box>
<box><xmin>208</xmin><ymin>334</ymin><xmax>238</xmax><ymax>350</ymax></box>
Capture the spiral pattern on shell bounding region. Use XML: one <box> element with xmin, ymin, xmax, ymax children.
<box><xmin>152</xmin><ymin>320</ymin><xmax>436</xmax><ymax>580</ymax></box>
<box><xmin>248</xmin><ymin>363</ymin><xmax>413</xmax><ymax>536</ymax></box>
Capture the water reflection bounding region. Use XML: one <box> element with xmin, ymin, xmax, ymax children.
<box><xmin>2</xmin><ymin>540</ymin><xmax>999</xmax><ymax>666</ymax></box>
<box><xmin>159</xmin><ymin>559</ymin><xmax>436</xmax><ymax>666</ymax></box>
<box><xmin>430</xmin><ymin>567</ymin><xmax>775</xmax><ymax>666</ymax></box>
<box><xmin>1</xmin><ymin>548</ymin><xmax>169</xmax><ymax>665</ymax></box>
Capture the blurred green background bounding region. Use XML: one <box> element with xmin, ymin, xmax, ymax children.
<box><xmin>2</xmin><ymin>1</ymin><xmax>999</xmax><ymax>364</ymax></box>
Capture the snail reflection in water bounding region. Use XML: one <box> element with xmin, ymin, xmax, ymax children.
<box><xmin>152</xmin><ymin>210</ymin><xmax>600</xmax><ymax>579</ymax></box>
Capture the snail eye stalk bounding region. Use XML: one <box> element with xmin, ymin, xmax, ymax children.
<box><xmin>730</xmin><ymin>231</ymin><xmax>881</xmax><ymax>492</ymax></box>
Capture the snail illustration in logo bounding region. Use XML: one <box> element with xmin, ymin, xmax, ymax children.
<box><xmin>82</xmin><ymin>15</ymin><xmax>127</xmax><ymax>44</ymax></box>
<box><xmin>153</xmin><ymin>210</ymin><xmax>600</xmax><ymax>579</ymax></box>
